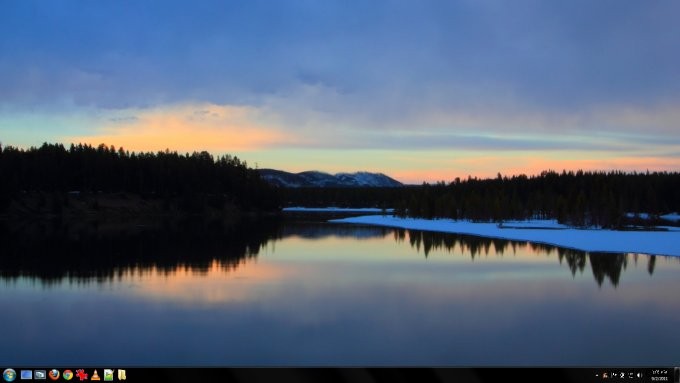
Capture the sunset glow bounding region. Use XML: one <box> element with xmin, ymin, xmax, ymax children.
<box><xmin>69</xmin><ymin>104</ymin><xmax>292</xmax><ymax>153</ymax></box>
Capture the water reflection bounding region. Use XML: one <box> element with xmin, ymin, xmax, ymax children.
<box><xmin>0</xmin><ymin>217</ymin><xmax>281</xmax><ymax>284</ymax></box>
<box><xmin>0</xmin><ymin>219</ymin><xmax>676</xmax><ymax>288</ymax></box>
<box><xmin>397</xmin><ymin>228</ymin><xmax>674</xmax><ymax>287</ymax></box>
<box><xmin>1</xmin><ymin>219</ymin><xmax>679</xmax><ymax>366</ymax></box>
<box><xmin>280</xmin><ymin>221</ymin><xmax>392</xmax><ymax>240</ymax></box>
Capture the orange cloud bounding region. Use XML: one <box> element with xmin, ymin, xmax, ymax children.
<box><xmin>70</xmin><ymin>104</ymin><xmax>293</xmax><ymax>152</ymax></box>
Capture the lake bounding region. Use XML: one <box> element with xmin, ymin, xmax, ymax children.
<box><xmin>1</xmin><ymin>215</ymin><xmax>678</xmax><ymax>366</ymax></box>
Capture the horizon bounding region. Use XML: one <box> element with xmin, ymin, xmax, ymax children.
<box><xmin>5</xmin><ymin>139</ymin><xmax>679</xmax><ymax>186</ymax></box>
<box><xmin>2</xmin><ymin>1</ymin><xmax>680</xmax><ymax>184</ymax></box>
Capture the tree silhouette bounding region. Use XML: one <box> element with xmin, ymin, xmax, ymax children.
<box><xmin>0</xmin><ymin>142</ymin><xmax>281</xmax><ymax>213</ymax></box>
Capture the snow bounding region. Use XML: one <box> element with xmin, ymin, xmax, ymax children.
<box><xmin>284</xmin><ymin>207</ymin><xmax>394</xmax><ymax>213</ymax></box>
<box><xmin>657</xmin><ymin>226</ymin><xmax>680</xmax><ymax>232</ymax></box>
<box><xmin>498</xmin><ymin>220</ymin><xmax>570</xmax><ymax>229</ymax></box>
<box><xmin>261</xmin><ymin>169</ymin><xmax>402</xmax><ymax>188</ymax></box>
<box><xmin>661</xmin><ymin>212</ymin><xmax>680</xmax><ymax>221</ymax></box>
<box><xmin>624</xmin><ymin>212</ymin><xmax>680</xmax><ymax>221</ymax></box>
<box><xmin>336</xmin><ymin>171</ymin><xmax>398</xmax><ymax>187</ymax></box>
<box><xmin>330</xmin><ymin>215</ymin><xmax>680</xmax><ymax>257</ymax></box>
<box><xmin>625</xmin><ymin>212</ymin><xmax>651</xmax><ymax>219</ymax></box>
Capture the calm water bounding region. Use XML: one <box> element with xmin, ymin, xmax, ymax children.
<box><xmin>1</xmin><ymin>216</ymin><xmax>679</xmax><ymax>366</ymax></box>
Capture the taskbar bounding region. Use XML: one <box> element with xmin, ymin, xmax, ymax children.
<box><xmin>1</xmin><ymin>367</ymin><xmax>678</xmax><ymax>383</ymax></box>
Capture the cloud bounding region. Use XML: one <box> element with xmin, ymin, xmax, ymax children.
<box><xmin>10</xmin><ymin>98</ymin><xmax>679</xmax><ymax>160</ymax></box>
<box><xmin>253</xmin><ymin>93</ymin><xmax>680</xmax><ymax>153</ymax></box>
<box><xmin>69</xmin><ymin>104</ymin><xmax>296</xmax><ymax>152</ymax></box>
<box><xmin>108</xmin><ymin>116</ymin><xmax>138</xmax><ymax>123</ymax></box>
<box><xmin>2</xmin><ymin>1</ymin><xmax>679</xmax><ymax>117</ymax></box>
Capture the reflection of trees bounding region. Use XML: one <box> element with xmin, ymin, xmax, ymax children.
<box><xmin>0</xmin><ymin>217</ymin><xmax>282</xmax><ymax>284</ymax></box>
<box><xmin>394</xmin><ymin>228</ymin><xmax>406</xmax><ymax>243</ymax></box>
<box><xmin>405</xmin><ymin>230</ymin><xmax>529</xmax><ymax>260</ymax></box>
<box><xmin>400</xmin><ymin>229</ymin><xmax>674</xmax><ymax>287</ymax></box>
<box><xmin>589</xmin><ymin>253</ymin><xmax>627</xmax><ymax>287</ymax></box>
<box><xmin>3</xmin><ymin>219</ymin><xmax>675</xmax><ymax>289</ymax></box>
<box><xmin>648</xmin><ymin>255</ymin><xmax>656</xmax><ymax>275</ymax></box>
<box><xmin>557</xmin><ymin>249</ymin><xmax>587</xmax><ymax>276</ymax></box>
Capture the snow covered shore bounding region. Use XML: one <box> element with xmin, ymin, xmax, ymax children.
<box><xmin>330</xmin><ymin>215</ymin><xmax>680</xmax><ymax>257</ymax></box>
<box><xmin>284</xmin><ymin>207</ymin><xmax>394</xmax><ymax>213</ymax></box>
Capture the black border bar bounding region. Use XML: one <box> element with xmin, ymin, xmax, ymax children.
<box><xmin>1</xmin><ymin>367</ymin><xmax>677</xmax><ymax>383</ymax></box>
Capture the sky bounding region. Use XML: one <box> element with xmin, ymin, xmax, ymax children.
<box><xmin>1</xmin><ymin>0</ymin><xmax>679</xmax><ymax>184</ymax></box>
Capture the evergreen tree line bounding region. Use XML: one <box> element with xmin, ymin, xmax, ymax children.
<box><xmin>280</xmin><ymin>170</ymin><xmax>680</xmax><ymax>228</ymax></box>
<box><xmin>0</xmin><ymin>142</ymin><xmax>281</xmax><ymax>212</ymax></box>
<box><xmin>394</xmin><ymin>170</ymin><xmax>680</xmax><ymax>228</ymax></box>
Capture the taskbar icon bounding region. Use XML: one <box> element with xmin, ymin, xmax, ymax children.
<box><xmin>47</xmin><ymin>369</ymin><xmax>59</xmax><ymax>381</ymax></box>
<box><xmin>3</xmin><ymin>368</ymin><xmax>126</xmax><ymax>382</ymax></box>
<box><xmin>74</xmin><ymin>370</ymin><xmax>88</xmax><ymax>381</ymax></box>
<box><xmin>3</xmin><ymin>369</ymin><xmax>16</xmax><ymax>382</ymax></box>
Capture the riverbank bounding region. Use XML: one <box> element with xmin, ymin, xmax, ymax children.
<box><xmin>0</xmin><ymin>191</ymin><xmax>280</xmax><ymax>226</ymax></box>
<box><xmin>331</xmin><ymin>215</ymin><xmax>680</xmax><ymax>257</ymax></box>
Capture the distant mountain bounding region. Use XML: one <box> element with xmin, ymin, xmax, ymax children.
<box><xmin>258</xmin><ymin>169</ymin><xmax>403</xmax><ymax>188</ymax></box>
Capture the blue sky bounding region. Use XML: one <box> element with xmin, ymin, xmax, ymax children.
<box><xmin>1</xmin><ymin>0</ymin><xmax>679</xmax><ymax>182</ymax></box>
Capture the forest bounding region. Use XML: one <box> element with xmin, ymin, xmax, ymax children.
<box><xmin>0</xmin><ymin>142</ymin><xmax>281</xmax><ymax>214</ymax></box>
<box><xmin>284</xmin><ymin>171</ymin><xmax>680</xmax><ymax>228</ymax></box>
<box><xmin>2</xmin><ymin>142</ymin><xmax>680</xmax><ymax>228</ymax></box>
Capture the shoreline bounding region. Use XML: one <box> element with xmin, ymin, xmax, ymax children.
<box><xmin>330</xmin><ymin>215</ymin><xmax>680</xmax><ymax>257</ymax></box>
<box><xmin>0</xmin><ymin>191</ymin><xmax>280</xmax><ymax>223</ymax></box>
